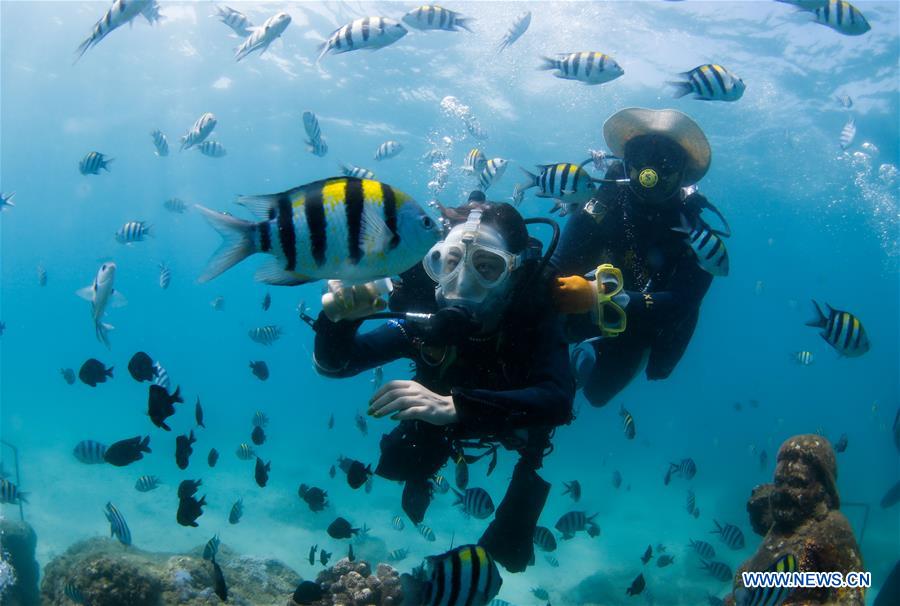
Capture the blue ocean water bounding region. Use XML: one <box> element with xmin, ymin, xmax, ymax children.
<box><xmin>0</xmin><ymin>1</ymin><xmax>898</xmax><ymax>605</ymax></box>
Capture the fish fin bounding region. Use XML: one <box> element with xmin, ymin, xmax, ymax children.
<box><xmin>805</xmin><ymin>300</ymin><xmax>827</xmax><ymax>328</ymax></box>
<box><xmin>538</xmin><ymin>56</ymin><xmax>558</xmax><ymax>71</ymax></box>
<box><xmin>235</xmin><ymin>193</ymin><xmax>282</xmax><ymax>220</ymax></box>
<box><xmin>517</xmin><ymin>167</ymin><xmax>539</xmax><ymax>191</ymax></box>
<box><xmin>455</xmin><ymin>17</ymin><xmax>475</xmax><ymax>33</ymax></box>
<box><xmin>76</xmin><ymin>284</ymin><xmax>96</xmax><ymax>301</ymax></box>
<box><xmin>668</xmin><ymin>80</ymin><xmax>694</xmax><ymax>99</ymax></box>
<box><xmin>111</xmin><ymin>289</ymin><xmax>127</xmax><ymax>308</ymax></box>
<box><xmin>106</xmin><ymin>366</ymin><xmax>114</xmax><ymax>378</ymax></box>
<box><xmin>671</xmin><ymin>214</ymin><xmax>692</xmax><ymax>234</ymax></box>
<box><xmin>195</xmin><ymin>205</ymin><xmax>259</xmax><ymax>283</ymax></box>
<box><xmin>96</xmin><ymin>322</ymin><xmax>113</xmax><ymax>348</ymax></box>
<box><xmin>254</xmin><ymin>261</ymin><xmax>313</xmax><ymax>286</ymax></box>
<box><xmin>359</xmin><ymin>203</ymin><xmax>393</xmax><ymax>253</ymax></box>
<box><xmin>141</xmin><ymin>436</ymin><xmax>152</xmax><ymax>453</ymax></box>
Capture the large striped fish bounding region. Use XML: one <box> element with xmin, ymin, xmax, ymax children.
<box><xmin>672</xmin><ymin>214</ymin><xmax>730</xmax><ymax>277</ymax></box>
<box><xmin>734</xmin><ymin>554</ymin><xmax>798</xmax><ymax>606</ymax></box>
<box><xmin>518</xmin><ymin>162</ymin><xmax>598</xmax><ymax>209</ymax></box>
<box><xmin>701</xmin><ymin>559</ymin><xmax>732</xmax><ymax>582</ymax></box>
<box><xmin>669</xmin><ymin>64</ymin><xmax>745</xmax><ymax>102</ymax></box>
<box><xmin>811</xmin><ymin>0</ymin><xmax>870</xmax><ymax>36</ymax></box>
<box><xmin>414</xmin><ymin>544</ymin><xmax>503</xmax><ymax>606</ymax></box>
<box><xmin>806</xmin><ymin>301</ymin><xmax>870</xmax><ymax>357</ymax></box>
<box><xmin>711</xmin><ymin>520</ymin><xmax>745</xmax><ymax>550</ymax></box>
<box><xmin>235</xmin><ymin>12</ymin><xmax>291</xmax><ymax>62</ymax></box>
<box><xmin>318</xmin><ymin>17</ymin><xmax>408</xmax><ymax>62</ymax></box>
<box><xmin>197</xmin><ymin>177</ymin><xmax>440</xmax><ymax>285</ymax></box>
<box><xmin>539</xmin><ymin>52</ymin><xmax>624</xmax><ymax>85</ymax></box>
<box><xmin>75</xmin><ymin>0</ymin><xmax>161</xmax><ymax>62</ymax></box>
<box><xmin>402</xmin><ymin>5</ymin><xmax>474</xmax><ymax>32</ymax></box>
<box><xmin>477</xmin><ymin>158</ymin><xmax>508</xmax><ymax>191</ymax></box>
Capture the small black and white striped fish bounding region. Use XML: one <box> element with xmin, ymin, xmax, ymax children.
<box><xmin>215</xmin><ymin>5</ymin><xmax>253</xmax><ymax>37</ymax></box>
<box><xmin>235</xmin><ymin>12</ymin><xmax>291</xmax><ymax>62</ymax></box>
<box><xmin>555</xmin><ymin>510</ymin><xmax>598</xmax><ymax>539</ymax></box>
<box><xmin>229</xmin><ymin>497</ymin><xmax>244</xmax><ymax>524</ymax></box>
<box><xmin>308</xmin><ymin>138</ymin><xmax>328</xmax><ymax>157</ymax></box>
<box><xmin>806</xmin><ymin>301</ymin><xmax>869</xmax><ymax>357</ymax></box>
<box><xmin>463</xmin><ymin>148</ymin><xmax>486</xmax><ymax>174</ymax></box>
<box><xmin>158</xmin><ymin>263</ymin><xmax>171</xmax><ymax>289</ymax></box>
<box><xmin>236</xmin><ymin>443</ymin><xmax>255</xmax><ymax>460</ymax></box>
<box><xmin>105</xmin><ymin>501</ymin><xmax>132</xmax><ymax>546</ymax></box>
<box><xmin>432</xmin><ymin>474</ymin><xmax>450</xmax><ymax>494</ymax></box>
<box><xmin>318</xmin><ymin>17</ymin><xmax>408</xmax><ymax>62</ymax></box>
<box><xmin>401</xmin><ymin>5</ymin><xmax>474</xmax><ymax>32</ymax></box>
<box><xmin>203</xmin><ymin>533</ymin><xmax>220</xmax><ymax>561</ymax></box>
<box><xmin>340</xmin><ymin>164</ymin><xmax>375</xmax><ymax>180</ymax></box>
<box><xmin>1</xmin><ymin>478</ymin><xmax>27</xmax><ymax>504</ymax></box>
<box><xmin>497</xmin><ymin>11</ymin><xmax>531</xmax><ymax>53</ymax></box>
<box><xmin>253</xmin><ymin>411</ymin><xmax>269</xmax><ymax>427</ymax></box>
<box><xmin>0</xmin><ymin>192</ymin><xmax>15</xmax><ymax>211</ymax></box>
<box><xmin>37</xmin><ymin>264</ymin><xmax>47</xmax><ymax>286</ymax></box>
<box><xmin>533</xmin><ymin>526</ymin><xmax>557</xmax><ymax>552</ymax></box>
<box><xmin>668</xmin><ymin>458</ymin><xmax>697</xmax><ymax>481</ymax></box>
<box><xmin>75</xmin><ymin>0</ymin><xmax>161</xmax><ymax>62</ymax></box>
<box><xmin>152</xmin><ymin>361</ymin><xmax>170</xmax><ymax>390</ymax></box>
<box><xmin>839</xmin><ymin>117</ymin><xmax>856</xmax><ymax>150</ymax></box>
<box><xmin>375</xmin><ymin>140</ymin><xmax>403</xmax><ymax>161</ymax></box>
<box><xmin>518</xmin><ymin>162</ymin><xmax>598</xmax><ymax>208</ymax></box>
<box><xmin>734</xmin><ymin>553</ymin><xmax>798</xmax><ymax>606</ymax></box>
<box><xmin>392</xmin><ymin>515</ymin><xmax>405</xmax><ymax>530</ymax></box>
<box><xmin>164</xmin><ymin>197</ymin><xmax>187</xmax><ymax>213</ymax></box>
<box><xmin>79</xmin><ymin>151</ymin><xmax>113</xmax><ymax>175</ymax></box>
<box><xmin>811</xmin><ymin>0</ymin><xmax>870</xmax><ymax>36</ymax></box>
<box><xmin>150</xmin><ymin>128</ymin><xmax>169</xmax><ymax>157</ymax></box>
<box><xmin>389</xmin><ymin>548</ymin><xmax>408</xmax><ymax>562</ymax></box>
<box><xmin>686</xmin><ymin>489</ymin><xmax>700</xmax><ymax>518</ymax></box>
<box><xmin>249</xmin><ymin>325</ymin><xmax>282</xmax><ymax>345</ymax></box>
<box><xmin>689</xmin><ymin>539</ymin><xmax>716</xmax><ymax>559</ymax></box>
<box><xmin>545</xmin><ymin>554</ymin><xmax>560</xmax><ymax>568</ymax></box>
<box><xmin>539</xmin><ymin>52</ymin><xmax>624</xmax><ymax>85</ymax></box>
<box><xmin>115</xmin><ymin>221</ymin><xmax>151</xmax><ymax>244</ymax></box>
<box><xmin>672</xmin><ymin>214</ymin><xmax>730</xmax><ymax>277</ymax></box>
<box><xmin>418</xmin><ymin>523</ymin><xmax>436</xmax><ymax>542</ymax></box>
<box><xmin>64</xmin><ymin>582</ymin><xmax>86</xmax><ymax>604</ymax></box>
<box><xmin>180</xmin><ymin>112</ymin><xmax>217</xmax><ymax>150</ymax></box>
<box><xmin>420</xmin><ymin>544</ymin><xmax>503</xmax><ymax>606</ymax></box>
<box><xmin>198</xmin><ymin>140</ymin><xmax>227</xmax><ymax>158</ymax></box>
<box><xmin>73</xmin><ymin>440</ymin><xmax>108</xmax><ymax>464</ymax></box>
<box><xmin>701</xmin><ymin>559</ymin><xmax>733</xmax><ymax>582</ymax></box>
<box><xmin>669</xmin><ymin>64</ymin><xmax>745</xmax><ymax>102</ymax></box>
<box><xmin>620</xmin><ymin>405</ymin><xmax>636</xmax><ymax>440</ymax></box>
<box><xmin>794</xmin><ymin>350</ymin><xmax>814</xmax><ymax>365</ymax></box>
<box><xmin>711</xmin><ymin>520</ymin><xmax>745</xmax><ymax>550</ymax></box>
<box><xmin>452</xmin><ymin>487</ymin><xmax>495</xmax><ymax>519</ymax></box>
<box><xmin>135</xmin><ymin>475</ymin><xmax>160</xmax><ymax>492</ymax></box>
<box><xmin>302</xmin><ymin>111</ymin><xmax>328</xmax><ymax>157</ymax></box>
<box><xmin>477</xmin><ymin>158</ymin><xmax>508</xmax><ymax>191</ymax></box>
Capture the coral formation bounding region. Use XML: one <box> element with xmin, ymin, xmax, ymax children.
<box><xmin>0</xmin><ymin>517</ymin><xmax>40</xmax><ymax>606</ymax></box>
<box><xmin>728</xmin><ymin>434</ymin><xmax>866</xmax><ymax>605</ymax></box>
<box><xmin>289</xmin><ymin>558</ymin><xmax>403</xmax><ymax>606</ymax></box>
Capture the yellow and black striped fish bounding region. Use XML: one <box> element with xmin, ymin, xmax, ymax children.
<box><xmin>811</xmin><ymin>0</ymin><xmax>870</xmax><ymax>36</ymax></box>
<box><xmin>620</xmin><ymin>405</ymin><xmax>636</xmax><ymax>440</ymax></box>
<box><xmin>518</xmin><ymin>162</ymin><xmax>598</xmax><ymax>210</ymax></box>
<box><xmin>419</xmin><ymin>544</ymin><xmax>503</xmax><ymax>606</ymax></box>
<box><xmin>197</xmin><ymin>177</ymin><xmax>441</xmax><ymax>285</ymax></box>
<box><xmin>733</xmin><ymin>553</ymin><xmax>798</xmax><ymax>606</ymax></box>
<box><xmin>669</xmin><ymin>64</ymin><xmax>745</xmax><ymax>102</ymax></box>
<box><xmin>806</xmin><ymin>300</ymin><xmax>870</xmax><ymax>357</ymax></box>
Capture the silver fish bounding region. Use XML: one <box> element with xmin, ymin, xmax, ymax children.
<box><xmin>180</xmin><ymin>112</ymin><xmax>217</xmax><ymax>150</ymax></box>
<box><xmin>151</xmin><ymin>129</ymin><xmax>169</xmax><ymax>156</ymax></box>
<box><xmin>215</xmin><ymin>5</ymin><xmax>253</xmax><ymax>37</ymax></box>
<box><xmin>75</xmin><ymin>0</ymin><xmax>161</xmax><ymax>62</ymax></box>
<box><xmin>375</xmin><ymin>140</ymin><xmax>403</xmax><ymax>161</ymax></box>
<box><xmin>497</xmin><ymin>11</ymin><xmax>531</xmax><ymax>53</ymax></box>
<box><xmin>318</xmin><ymin>17</ymin><xmax>407</xmax><ymax>62</ymax></box>
<box><xmin>839</xmin><ymin>117</ymin><xmax>856</xmax><ymax>150</ymax></box>
<box><xmin>76</xmin><ymin>262</ymin><xmax>125</xmax><ymax>348</ymax></box>
<box><xmin>235</xmin><ymin>12</ymin><xmax>291</xmax><ymax>62</ymax></box>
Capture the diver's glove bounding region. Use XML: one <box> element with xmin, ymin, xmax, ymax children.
<box><xmin>554</xmin><ymin>265</ymin><xmax>629</xmax><ymax>336</ymax></box>
<box><xmin>321</xmin><ymin>279</ymin><xmax>393</xmax><ymax>322</ymax></box>
<box><xmin>553</xmin><ymin>275</ymin><xmax>599</xmax><ymax>315</ymax></box>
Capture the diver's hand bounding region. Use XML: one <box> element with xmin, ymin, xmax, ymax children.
<box><xmin>321</xmin><ymin>280</ymin><xmax>389</xmax><ymax>322</ymax></box>
<box><xmin>368</xmin><ymin>380</ymin><xmax>458</xmax><ymax>426</ymax></box>
<box><xmin>553</xmin><ymin>275</ymin><xmax>602</xmax><ymax>314</ymax></box>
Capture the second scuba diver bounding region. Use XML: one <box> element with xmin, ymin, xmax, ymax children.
<box><xmin>308</xmin><ymin>194</ymin><xmax>574</xmax><ymax>572</ymax></box>
<box><xmin>552</xmin><ymin>108</ymin><xmax>730</xmax><ymax>407</ymax></box>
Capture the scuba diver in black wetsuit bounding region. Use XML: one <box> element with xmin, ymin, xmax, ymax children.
<box><xmin>551</xmin><ymin>108</ymin><xmax>730</xmax><ymax>407</ymax></box>
<box><xmin>309</xmin><ymin>194</ymin><xmax>574</xmax><ymax>573</ymax></box>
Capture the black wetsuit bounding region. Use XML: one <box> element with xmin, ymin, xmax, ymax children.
<box><xmin>551</xmin><ymin>163</ymin><xmax>715</xmax><ymax>407</ymax></box>
<box><xmin>312</xmin><ymin>274</ymin><xmax>574</xmax><ymax>572</ymax></box>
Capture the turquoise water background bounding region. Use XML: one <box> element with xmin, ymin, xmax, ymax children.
<box><xmin>1</xmin><ymin>1</ymin><xmax>898</xmax><ymax>604</ymax></box>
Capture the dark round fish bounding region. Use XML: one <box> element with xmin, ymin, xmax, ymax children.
<box><xmin>103</xmin><ymin>436</ymin><xmax>151</xmax><ymax>467</ymax></box>
<box><xmin>563</xmin><ymin>480</ymin><xmax>581</xmax><ymax>502</ymax></box>
<box><xmin>346</xmin><ymin>460</ymin><xmax>372</xmax><ymax>489</ymax></box>
<box><xmin>127</xmin><ymin>351</ymin><xmax>156</xmax><ymax>382</ymax></box>
<box><xmin>319</xmin><ymin>549</ymin><xmax>331</xmax><ymax>566</ymax></box>
<box><xmin>641</xmin><ymin>544</ymin><xmax>653</xmax><ymax>564</ymax></box>
<box><xmin>327</xmin><ymin>517</ymin><xmax>358</xmax><ymax>539</ymax></box>
<box><xmin>455</xmin><ymin>457</ymin><xmax>469</xmax><ymax>490</ymax></box>
<box><xmin>626</xmin><ymin>573</ymin><xmax>645</xmax><ymax>596</ymax></box>
<box><xmin>251</xmin><ymin>425</ymin><xmax>266</xmax><ymax>445</ymax></box>
<box><xmin>78</xmin><ymin>358</ymin><xmax>113</xmax><ymax>387</ymax></box>
<box><xmin>881</xmin><ymin>480</ymin><xmax>900</xmax><ymax>509</ymax></box>
<box><xmin>208</xmin><ymin>448</ymin><xmax>219</xmax><ymax>467</ymax></box>
<box><xmin>175</xmin><ymin>430</ymin><xmax>196</xmax><ymax>470</ymax></box>
<box><xmin>308</xmin><ymin>544</ymin><xmax>317</xmax><ymax>565</ymax></box>
<box><xmin>60</xmin><ymin>368</ymin><xmax>76</xmax><ymax>385</ymax></box>
<box><xmin>147</xmin><ymin>385</ymin><xmax>183</xmax><ymax>431</ymax></box>
<box><xmin>178</xmin><ymin>479</ymin><xmax>202</xmax><ymax>499</ymax></box>
<box><xmin>212</xmin><ymin>560</ymin><xmax>227</xmax><ymax>601</ymax></box>
<box><xmin>255</xmin><ymin>457</ymin><xmax>271</xmax><ymax>487</ymax></box>
<box><xmin>293</xmin><ymin>581</ymin><xmax>323</xmax><ymax>604</ymax></box>
<box><xmin>177</xmin><ymin>494</ymin><xmax>206</xmax><ymax>527</ymax></box>
<box><xmin>229</xmin><ymin>497</ymin><xmax>243</xmax><ymax>524</ymax></box>
<box><xmin>195</xmin><ymin>398</ymin><xmax>205</xmax><ymax>428</ymax></box>
<box><xmin>299</xmin><ymin>484</ymin><xmax>328</xmax><ymax>512</ymax></box>
<box><xmin>250</xmin><ymin>360</ymin><xmax>269</xmax><ymax>381</ymax></box>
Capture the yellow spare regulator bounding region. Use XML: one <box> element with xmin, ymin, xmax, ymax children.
<box><xmin>593</xmin><ymin>264</ymin><xmax>627</xmax><ymax>336</ymax></box>
<box><xmin>638</xmin><ymin>168</ymin><xmax>658</xmax><ymax>189</ymax></box>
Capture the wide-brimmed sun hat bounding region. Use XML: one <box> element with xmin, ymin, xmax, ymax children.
<box><xmin>603</xmin><ymin>107</ymin><xmax>711</xmax><ymax>185</ymax></box>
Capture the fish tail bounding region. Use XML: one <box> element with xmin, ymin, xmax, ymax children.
<box><xmin>455</xmin><ymin>16</ymin><xmax>475</xmax><ymax>33</ymax></box>
<box><xmin>74</xmin><ymin>35</ymin><xmax>95</xmax><ymax>64</ymax></box>
<box><xmin>101</xmin><ymin>157</ymin><xmax>114</xmax><ymax>171</ymax></box>
<box><xmin>96</xmin><ymin>321</ymin><xmax>113</xmax><ymax>348</ymax></box>
<box><xmin>668</xmin><ymin>80</ymin><xmax>694</xmax><ymax>99</ymax></box>
<box><xmin>517</xmin><ymin>167</ymin><xmax>538</xmax><ymax>190</ymax></box>
<box><xmin>172</xmin><ymin>386</ymin><xmax>183</xmax><ymax>403</ymax></box>
<box><xmin>710</xmin><ymin>520</ymin><xmax>721</xmax><ymax>534</ymax></box>
<box><xmin>805</xmin><ymin>300</ymin><xmax>827</xmax><ymax>328</ymax></box>
<box><xmin>195</xmin><ymin>205</ymin><xmax>259</xmax><ymax>283</ymax></box>
<box><xmin>538</xmin><ymin>56</ymin><xmax>558</xmax><ymax>71</ymax></box>
<box><xmin>140</xmin><ymin>436</ymin><xmax>151</xmax><ymax>453</ymax></box>
<box><xmin>106</xmin><ymin>366</ymin><xmax>114</xmax><ymax>378</ymax></box>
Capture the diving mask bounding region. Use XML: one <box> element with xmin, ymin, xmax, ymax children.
<box><xmin>591</xmin><ymin>264</ymin><xmax>628</xmax><ymax>336</ymax></box>
<box><xmin>423</xmin><ymin>210</ymin><xmax>525</xmax><ymax>305</ymax></box>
